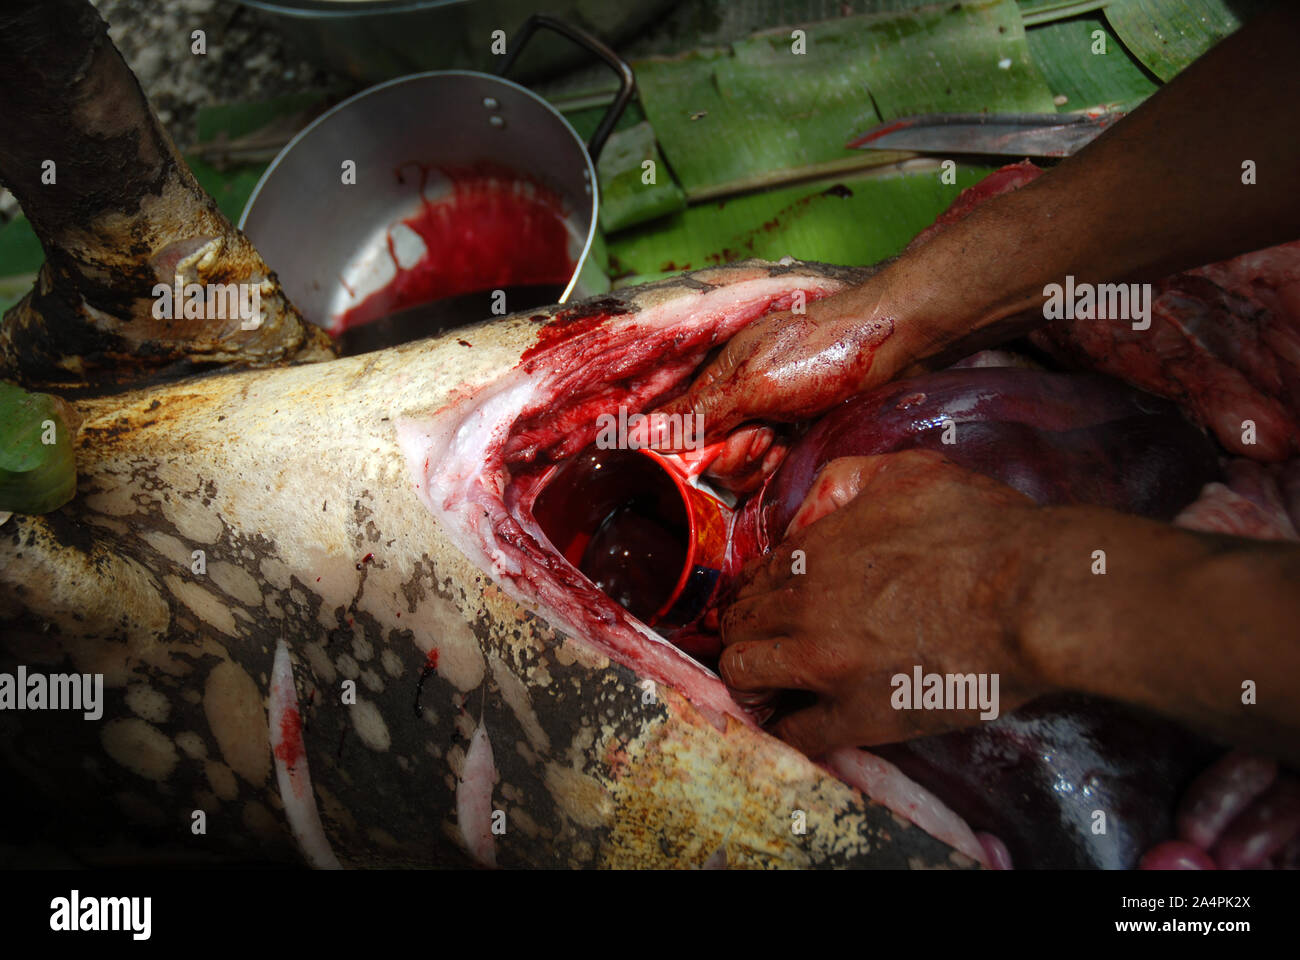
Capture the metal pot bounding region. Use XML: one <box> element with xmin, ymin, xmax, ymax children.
<box><xmin>239</xmin><ymin>16</ymin><xmax>634</xmax><ymax>353</ymax></box>
<box><xmin>237</xmin><ymin>0</ymin><xmax>674</xmax><ymax>84</ymax></box>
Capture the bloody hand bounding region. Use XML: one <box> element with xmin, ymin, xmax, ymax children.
<box><xmin>718</xmin><ymin>449</ymin><xmax>1052</xmax><ymax>756</ymax></box>
<box><xmin>652</xmin><ymin>289</ymin><xmax>904</xmax><ymax>490</ymax></box>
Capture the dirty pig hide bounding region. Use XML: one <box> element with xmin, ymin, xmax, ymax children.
<box><xmin>0</xmin><ymin>666</ymin><xmax>102</xmax><ymax>720</ymax></box>
<box><xmin>891</xmin><ymin>666</ymin><xmax>1000</xmax><ymax>720</ymax></box>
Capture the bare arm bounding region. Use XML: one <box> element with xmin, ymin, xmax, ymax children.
<box><xmin>658</xmin><ymin>4</ymin><xmax>1300</xmax><ymax>445</ymax></box>
<box><xmin>866</xmin><ymin>1</ymin><xmax>1300</xmax><ymax>363</ymax></box>
<box><xmin>720</xmin><ymin>452</ymin><xmax>1300</xmax><ymax>766</ymax></box>
<box><xmin>1021</xmin><ymin>503</ymin><xmax>1300</xmax><ymax>766</ymax></box>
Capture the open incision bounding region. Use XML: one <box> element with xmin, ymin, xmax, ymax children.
<box><xmin>399</xmin><ymin>270</ymin><xmax>847</xmax><ymax>727</ymax></box>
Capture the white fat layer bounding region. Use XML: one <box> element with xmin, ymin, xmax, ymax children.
<box><xmin>397</xmin><ymin>376</ymin><xmax>539</xmax><ymax>580</ymax></box>
<box><xmin>457</xmin><ymin>719</ymin><xmax>498</xmax><ymax>868</ymax></box>
<box><xmin>270</xmin><ymin>641</ymin><xmax>343</xmax><ymax>870</ymax></box>
<box><xmin>825</xmin><ymin>747</ymin><xmax>988</xmax><ymax>867</ymax></box>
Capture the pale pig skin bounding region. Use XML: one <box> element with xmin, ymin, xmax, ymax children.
<box><xmin>0</xmin><ymin>260</ymin><xmax>968</xmax><ymax>869</ymax></box>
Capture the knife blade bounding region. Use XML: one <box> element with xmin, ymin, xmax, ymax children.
<box><xmin>847</xmin><ymin>111</ymin><xmax>1124</xmax><ymax>159</ymax></box>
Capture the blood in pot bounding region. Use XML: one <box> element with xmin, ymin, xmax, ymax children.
<box><xmin>333</xmin><ymin>164</ymin><xmax>577</xmax><ymax>342</ymax></box>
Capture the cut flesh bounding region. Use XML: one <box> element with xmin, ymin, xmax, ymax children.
<box><xmin>397</xmin><ymin>164</ymin><xmax>1300</xmax><ymax>867</ymax></box>
<box><xmin>398</xmin><ymin>269</ymin><xmax>850</xmax><ymax>731</ymax></box>
<box><xmin>397</xmin><ymin>262</ymin><xmax>1006</xmax><ymax>863</ymax></box>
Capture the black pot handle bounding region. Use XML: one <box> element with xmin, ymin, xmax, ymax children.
<box><xmin>499</xmin><ymin>14</ymin><xmax>636</xmax><ymax>161</ymax></box>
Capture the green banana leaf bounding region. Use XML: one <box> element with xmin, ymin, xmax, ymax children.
<box><xmin>559</xmin><ymin>99</ymin><xmax>646</xmax><ymax>144</ymax></box>
<box><xmin>1026</xmin><ymin>15</ymin><xmax>1158</xmax><ymax>111</ymax></box>
<box><xmin>608</xmin><ymin>161</ymin><xmax>998</xmax><ymax>286</ymax></box>
<box><xmin>635</xmin><ymin>0</ymin><xmax>1055</xmax><ymax>198</ymax></box>
<box><xmin>1017</xmin><ymin>0</ymin><xmax>1111</xmax><ymax>24</ymax></box>
<box><xmin>596</xmin><ymin>122</ymin><xmax>688</xmax><ymax>232</ymax></box>
<box><xmin>0</xmin><ymin>381</ymin><xmax>76</xmax><ymax>515</ymax></box>
<box><xmin>0</xmin><ymin>215</ymin><xmax>43</xmax><ymax>316</ymax></box>
<box><xmin>0</xmin><ymin>213</ymin><xmax>42</xmax><ymax>275</ymax></box>
<box><xmin>1105</xmin><ymin>0</ymin><xmax>1269</xmax><ymax>82</ymax></box>
<box><xmin>186</xmin><ymin>157</ymin><xmax>268</xmax><ymax>225</ymax></box>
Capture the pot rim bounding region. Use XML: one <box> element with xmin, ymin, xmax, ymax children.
<box><xmin>238</xmin><ymin>69</ymin><xmax>599</xmax><ymax>304</ymax></box>
<box><xmin>236</xmin><ymin>0</ymin><xmax>471</xmax><ymax>20</ymax></box>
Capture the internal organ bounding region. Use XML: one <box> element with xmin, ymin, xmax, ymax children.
<box><xmin>876</xmin><ymin>695</ymin><xmax>1219</xmax><ymax>871</ymax></box>
<box><xmin>1037</xmin><ymin>272</ymin><xmax>1300</xmax><ymax>461</ymax></box>
<box><xmin>1175</xmin><ymin>457</ymin><xmax>1300</xmax><ymax>541</ymax></box>
<box><xmin>911</xmin><ymin>160</ymin><xmax>1300</xmax><ymax>461</ymax></box>
<box><xmin>726</xmin><ymin>366</ymin><xmax>1227</xmax><ymax>869</ymax></box>
<box><xmin>738</xmin><ymin>366</ymin><xmax>1221</xmax><ymax>553</ymax></box>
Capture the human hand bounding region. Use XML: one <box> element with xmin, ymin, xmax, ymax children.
<box><xmin>719</xmin><ymin>449</ymin><xmax>1052</xmax><ymax>755</ymax></box>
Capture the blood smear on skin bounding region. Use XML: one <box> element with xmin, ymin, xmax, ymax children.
<box><xmin>274</xmin><ymin>707</ymin><xmax>305</xmax><ymax>769</ymax></box>
<box><xmin>519</xmin><ymin>299</ymin><xmax>634</xmax><ymax>365</ymax></box>
<box><xmin>334</xmin><ymin>165</ymin><xmax>576</xmax><ymax>334</ymax></box>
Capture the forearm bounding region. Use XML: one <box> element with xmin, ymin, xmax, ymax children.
<box><xmin>1017</xmin><ymin>506</ymin><xmax>1300</xmax><ymax>765</ymax></box>
<box><xmin>831</xmin><ymin>4</ymin><xmax>1300</xmax><ymax>372</ymax></box>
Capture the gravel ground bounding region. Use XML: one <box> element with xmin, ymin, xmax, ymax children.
<box><xmin>0</xmin><ymin>0</ymin><xmax>878</xmax><ymax>226</ymax></box>
<box><xmin>0</xmin><ymin>0</ymin><xmax>352</xmax><ymax>225</ymax></box>
<box><xmin>90</xmin><ymin>0</ymin><xmax>352</xmax><ymax>148</ymax></box>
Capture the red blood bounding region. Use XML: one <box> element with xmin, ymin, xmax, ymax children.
<box><xmin>519</xmin><ymin>300</ymin><xmax>634</xmax><ymax>365</ymax></box>
<box><xmin>669</xmin><ymin>626</ymin><xmax>723</xmax><ymax>660</ymax></box>
<box><xmin>510</xmin><ymin>289</ymin><xmax>835</xmax><ymax>467</ymax></box>
<box><xmin>533</xmin><ymin>448</ymin><xmax>689</xmax><ymax>623</ymax></box>
<box><xmin>424</xmin><ymin>648</ymin><xmax>439</xmax><ymax>671</ymax></box>
<box><xmin>579</xmin><ymin>504</ymin><xmax>684</xmax><ymax>622</ymax></box>
<box><xmin>274</xmin><ymin>706</ymin><xmax>304</xmax><ymax>768</ymax></box>
<box><xmin>335</xmin><ymin>164</ymin><xmax>575</xmax><ymax>333</ymax></box>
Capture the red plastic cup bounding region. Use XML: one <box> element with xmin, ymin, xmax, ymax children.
<box><xmin>532</xmin><ymin>445</ymin><xmax>734</xmax><ymax>628</ymax></box>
